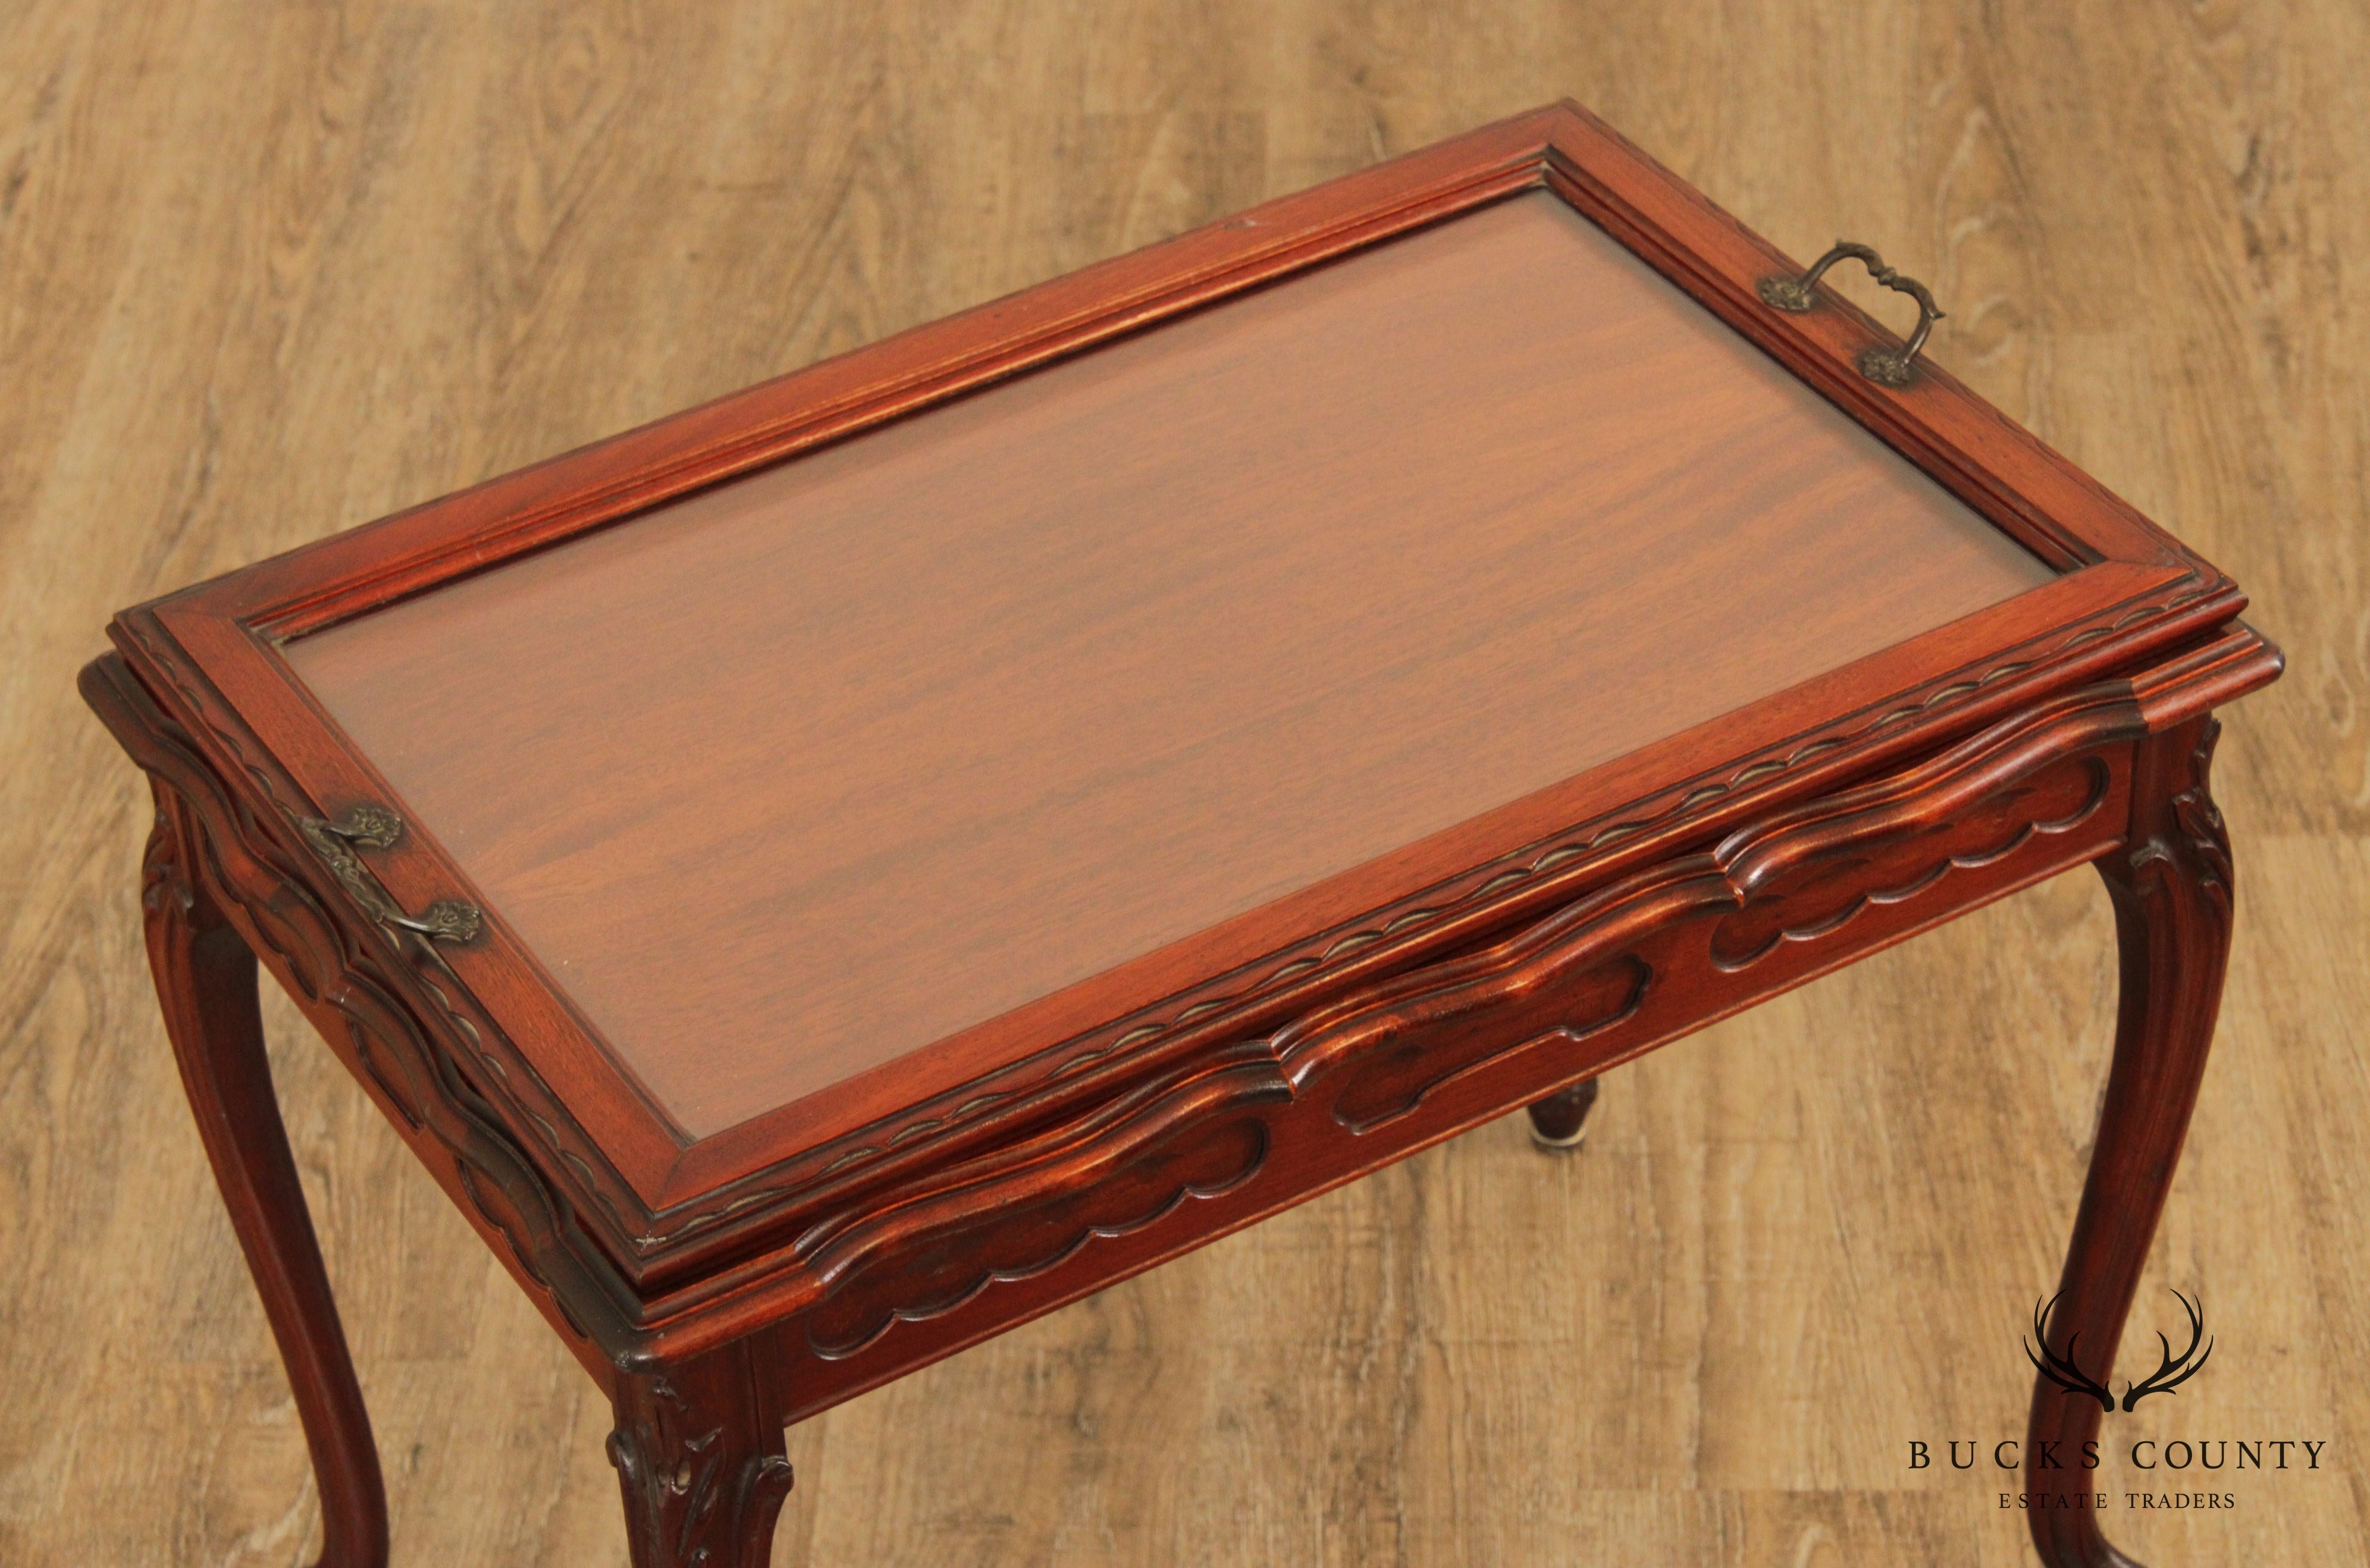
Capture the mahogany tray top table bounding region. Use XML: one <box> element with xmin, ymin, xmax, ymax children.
<box><xmin>83</xmin><ymin>101</ymin><xmax>2279</xmax><ymax>1568</ymax></box>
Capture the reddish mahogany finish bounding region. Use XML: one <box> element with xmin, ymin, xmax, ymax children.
<box><xmin>607</xmin><ymin>1343</ymin><xmax>792</xmax><ymax>1568</ymax></box>
<box><xmin>140</xmin><ymin>779</ymin><xmax>388</xmax><ymax>1568</ymax></box>
<box><xmin>280</xmin><ymin>193</ymin><xmax>2046</xmax><ymax>1140</ymax></box>
<box><xmin>125</xmin><ymin>101</ymin><xmax>2236</xmax><ymax>1221</ymax></box>
<box><xmin>2026</xmin><ymin>717</ymin><xmax>2234</xmax><ymax>1568</ymax></box>
<box><xmin>81</xmin><ymin>101</ymin><xmax>2283</xmax><ymax>1567</ymax></box>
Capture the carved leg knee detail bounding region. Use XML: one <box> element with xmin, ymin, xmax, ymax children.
<box><xmin>609</xmin><ymin>1344</ymin><xmax>793</xmax><ymax>1568</ymax></box>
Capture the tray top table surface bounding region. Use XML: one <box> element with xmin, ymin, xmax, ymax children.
<box><xmin>114</xmin><ymin>102</ymin><xmax>2239</xmax><ymax>1221</ymax></box>
<box><xmin>283</xmin><ymin>193</ymin><xmax>2046</xmax><ymax>1141</ymax></box>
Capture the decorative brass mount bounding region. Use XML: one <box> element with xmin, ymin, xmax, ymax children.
<box><xmin>296</xmin><ymin>805</ymin><xmax>482</xmax><ymax>943</ymax></box>
<box><xmin>1758</xmin><ymin>240</ymin><xmax>1944</xmax><ymax>388</ymax></box>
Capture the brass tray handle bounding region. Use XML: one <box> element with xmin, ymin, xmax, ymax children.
<box><xmin>1758</xmin><ymin>241</ymin><xmax>1943</xmax><ymax>388</ymax></box>
<box><xmin>297</xmin><ymin>806</ymin><xmax>482</xmax><ymax>943</ymax></box>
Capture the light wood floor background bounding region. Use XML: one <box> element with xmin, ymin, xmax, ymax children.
<box><xmin>3</xmin><ymin>2</ymin><xmax>2364</xmax><ymax>1564</ymax></box>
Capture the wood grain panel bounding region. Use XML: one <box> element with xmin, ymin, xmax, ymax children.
<box><xmin>285</xmin><ymin>193</ymin><xmax>2049</xmax><ymax>1136</ymax></box>
<box><xmin>7</xmin><ymin>2</ymin><xmax>2365</xmax><ymax>1565</ymax></box>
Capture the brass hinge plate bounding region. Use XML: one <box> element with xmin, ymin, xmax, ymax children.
<box><xmin>296</xmin><ymin>806</ymin><xmax>482</xmax><ymax>943</ymax></box>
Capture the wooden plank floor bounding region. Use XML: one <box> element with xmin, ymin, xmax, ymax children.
<box><xmin>2</xmin><ymin>3</ymin><xmax>2363</xmax><ymax>1563</ymax></box>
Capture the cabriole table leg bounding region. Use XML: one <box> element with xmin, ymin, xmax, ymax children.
<box><xmin>141</xmin><ymin>786</ymin><xmax>390</xmax><ymax>1568</ymax></box>
<box><xmin>607</xmin><ymin>1340</ymin><xmax>794</xmax><ymax>1568</ymax></box>
<box><xmin>2026</xmin><ymin>718</ymin><xmax>2236</xmax><ymax>1568</ymax></box>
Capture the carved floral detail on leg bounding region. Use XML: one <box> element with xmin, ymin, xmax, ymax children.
<box><xmin>2161</xmin><ymin>717</ymin><xmax>2231</xmax><ymax>910</ymax></box>
<box><xmin>143</xmin><ymin>809</ymin><xmax>192</xmax><ymax>920</ymax></box>
<box><xmin>608</xmin><ymin>1362</ymin><xmax>792</xmax><ymax>1568</ymax></box>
